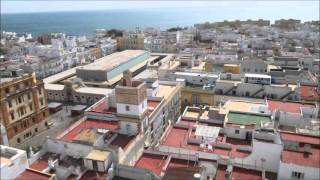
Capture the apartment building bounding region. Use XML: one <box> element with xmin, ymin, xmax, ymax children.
<box><xmin>6</xmin><ymin>70</ymin><xmax>181</xmax><ymax>180</ymax></box>
<box><xmin>117</xmin><ymin>34</ymin><xmax>145</xmax><ymax>51</ymax></box>
<box><xmin>0</xmin><ymin>72</ymin><xmax>49</xmax><ymax>147</ymax></box>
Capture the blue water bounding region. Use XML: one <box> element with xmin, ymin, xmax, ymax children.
<box><xmin>1</xmin><ymin>5</ymin><xmax>319</xmax><ymax>36</ymax></box>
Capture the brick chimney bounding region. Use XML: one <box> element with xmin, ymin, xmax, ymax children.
<box><xmin>122</xmin><ymin>70</ymin><xmax>132</xmax><ymax>87</ymax></box>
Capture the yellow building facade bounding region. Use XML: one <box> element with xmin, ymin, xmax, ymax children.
<box><xmin>223</xmin><ymin>64</ymin><xmax>240</xmax><ymax>74</ymax></box>
<box><xmin>0</xmin><ymin>73</ymin><xmax>49</xmax><ymax>147</ymax></box>
<box><xmin>181</xmin><ymin>87</ymin><xmax>215</xmax><ymax>111</ymax></box>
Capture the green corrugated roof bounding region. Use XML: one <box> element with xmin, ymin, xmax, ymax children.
<box><xmin>227</xmin><ymin>112</ymin><xmax>271</xmax><ymax>127</ymax></box>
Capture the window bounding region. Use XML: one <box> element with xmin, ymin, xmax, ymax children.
<box><xmin>5</xmin><ymin>88</ymin><xmax>9</xmax><ymax>94</ymax></box>
<box><xmin>125</xmin><ymin>105</ymin><xmax>130</xmax><ymax>111</ymax></box>
<box><xmin>292</xmin><ymin>171</ymin><xmax>304</xmax><ymax>179</ymax></box>
<box><xmin>8</xmin><ymin>100</ymin><xmax>12</xmax><ymax>108</ymax></box>
<box><xmin>40</xmin><ymin>98</ymin><xmax>44</xmax><ymax>106</ymax></box>
<box><xmin>38</xmin><ymin>88</ymin><xmax>42</xmax><ymax>95</ymax></box>
<box><xmin>35</xmin><ymin>128</ymin><xmax>38</xmax><ymax>133</ymax></box>
<box><xmin>43</xmin><ymin>112</ymin><xmax>46</xmax><ymax>117</ymax></box>
<box><xmin>20</xmin><ymin>108</ymin><xmax>24</xmax><ymax>116</ymax></box>
<box><xmin>14</xmin><ymin>126</ymin><xmax>18</xmax><ymax>133</ymax></box>
<box><xmin>32</xmin><ymin>118</ymin><xmax>36</xmax><ymax>123</ymax></box>
<box><xmin>29</xmin><ymin>104</ymin><xmax>33</xmax><ymax>111</ymax></box>
<box><xmin>17</xmin><ymin>138</ymin><xmax>21</xmax><ymax>143</ymax></box>
<box><xmin>235</xmin><ymin>129</ymin><xmax>240</xmax><ymax>134</ymax></box>
<box><xmin>18</xmin><ymin>97</ymin><xmax>22</xmax><ymax>103</ymax></box>
<box><xmin>10</xmin><ymin>112</ymin><xmax>15</xmax><ymax>120</ymax></box>
<box><xmin>27</xmin><ymin>93</ymin><xmax>31</xmax><ymax>100</ymax></box>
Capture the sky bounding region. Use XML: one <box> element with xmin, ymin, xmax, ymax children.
<box><xmin>1</xmin><ymin>1</ymin><xmax>319</xmax><ymax>14</ymax></box>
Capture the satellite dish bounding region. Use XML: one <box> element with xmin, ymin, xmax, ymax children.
<box><xmin>194</xmin><ymin>173</ymin><xmax>201</xmax><ymax>179</ymax></box>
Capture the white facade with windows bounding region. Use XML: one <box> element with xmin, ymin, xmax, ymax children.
<box><xmin>116</xmin><ymin>99</ymin><xmax>147</xmax><ymax>117</ymax></box>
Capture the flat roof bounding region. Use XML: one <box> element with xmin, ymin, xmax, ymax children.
<box><xmin>244</xmin><ymin>73</ymin><xmax>271</xmax><ymax>78</ymax></box>
<box><xmin>215</xmin><ymin>165</ymin><xmax>277</xmax><ymax>180</ymax></box>
<box><xmin>224</xmin><ymin>64</ymin><xmax>240</xmax><ymax>67</ymax></box>
<box><xmin>16</xmin><ymin>169</ymin><xmax>53</xmax><ymax>180</ymax></box>
<box><xmin>161</xmin><ymin>126</ymin><xmax>251</xmax><ymax>158</ymax></box>
<box><xmin>58</xmin><ymin>119</ymin><xmax>118</xmax><ymax>142</ymax></box>
<box><xmin>44</xmin><ymin>83</ymin><xmax>65</xmax><ymax>91</ymax></box>
<box><xmin>0</xmin><ymin>157</ymin><xmax>12</xmax><ymax>167</ymax></box>
<box><xmin>75</xmin><ymin>87</ymin><xmax>113</xmax><ymax>96</ymax></box>
<box><xmin>78</xmin><ymin>50</ymin><xmax>147</xmax><ymax>71</ymax></box>
<box><xmin>43</xmin><ymin>66</ymin><xmax>77</xmax><ymax>84</ymax></box>
<box><xmin>134</xmin><ymin>69</ymin><xmax>158</xmax><ymax>79</ymax></box>
<box><xmin>135</xmin><ymin>153</ymin><xmax>167</xmax><ymax>176</ymax></box>
<box><xmin>48</xmin><ymin>102</ymin><xmax>63</xmax><ymax>108</ymax></box>
<box><xmin>174</xmin><ymin>71</ymin><xmax>219</xmax><ymax>78</ymax></box>
<box><xmin>282</xmin><ymin>148</ymin><xmax>320</xmax><ymax>168</ymax></box>
<box><xmin>73</xmin><ymin>129</ymin><xmax>97</xmax><ymax>144</ymax></box>
<box><xmin>280</xmin><ymin>132</ymin><xmax>320</xmax><ymax>145</ymax></box>
<box><xmin>267</xmin><ymin>100</ymin><xmax>315</xmax><ymax>114</ymax></box>
<box><xmin>227</xmin><ymin>112</ymin><xmax>271</xmax><ymax>127</ymax></box>
<box><xmin>86</xmin><ymin>149</ymin><xmax>110</xmax><ymax>161</ymax></box>
<box><xmin>156</xmin><ymin>84</ymin><xmax>177</xmax><ymax>100</ymax></box>
<box><xmin>159</xmin><ymin>61</ymin><xmax>180</xmax><ymax>70</ymax></box>
<box><xmin>195</xmin><ymin>125</ymin><xmax>220</xmax><ymax>138</ymax></box>
<box><xmin>221</xmin><ymin>100</ymin><xmax>266</xmax><ymax>114</ymax></box>
<box><xmin>300</xmin><ymin>85</ymin><xmax>319</xmax><ymax>99</ymax></box>
<box><xmin>71</xmin><ymin>105</ymin><xmax>87</xmax><ymax>111</ymax></box>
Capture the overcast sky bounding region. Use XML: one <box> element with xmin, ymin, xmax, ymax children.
<box><xmin>1</xmin><ymin>1</ymin><xmax>319</xmax><ymax>14</ymax></box>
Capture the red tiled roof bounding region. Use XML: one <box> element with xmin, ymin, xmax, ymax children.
<box><xmin>300</xmin><ymin>85</ymin><xmax>319</xmax><ymax>99</ymax></box>
<box><xmin>135</xmin><ymin>153</ymin><xmax>167</xmax><ymax>176</ymax></box>
<box><xmin>215</xmin><ymin>165</ymin><xmax>277</xmax><ymax>180</ymax></box>
<box><xmin>168</xmin><ymin>158</ymin><xmax>194</xmax><ymax>168</ymax></box>
<box><xmin>267</xmin><ymin>100</ymin><xmax>315</xmax><ymax>113</ymax></box>
<box><xmin>30</xmin><ymin>160</ymin><xmax>48</xmax><ymax>171</ymax></box>
<box><xmin>177</xmin><ymin>119</ymin><xmax>197</xmax><ymax>127</ymax></box>
<box><xmin>161</xmin><ymin>126</ymin><xmax>251</xmax><ymax>158</ymax></box>
<box><xmin>79</xmin><ymin>170</ymin><xmax>108</xmax><ymax>180</ymax></box>
<box><xmin>60</xmin><ymin>119</ymin><xmax>119</xmax><ymax>142</ymax></box>
<box><xmin>282</xmin><ymin>148</ymin><xmax>320</xmax><ymax>168</ymax></box>
<box><xmin>280</xmin><ymin>132</ymin><xmax>320</xmax><ymax>145</ymax></box>
<box><xmin>15</xmin><ymin>169</ymin><xmax>52</xmax><ymax>180</ymax></box>
<box><xmin>147</xmin><ymin>100</ymin><xmax>160</xmax><ymax>110</ymax></box>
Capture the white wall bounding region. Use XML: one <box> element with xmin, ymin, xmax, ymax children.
<box><xmin>278</xmin><ymin>162</ymin><xmax>320</xmax><ymax>180</ymax></box>
<box><xmin>119</xmin><ymin>121</ymin><xmax>138</xmax><ymax>136</ymax></box>
<box><xmin>45</xmin><ymin>138</ymin><xmax>92</xmax><ymax>158</ymax></box>
<box><xmin>223</xmin><ymin>127</ymin><xmax>251</xmax><ymax>140</ymax></box>
<box><xmin>117</xmin><ymin>99</ymin><xmax>147</xmax><ymax>116</ymax></box>
<box><xmin>235</xmin><ymin>140</ymin><xmax>283</xmax><ymax>172</ymax></box>
<box><xmin>0</xmin><ymin>146</ymin><xmax>29</xmax><ymax>180</ymax></box>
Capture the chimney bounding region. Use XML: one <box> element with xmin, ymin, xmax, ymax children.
<box><xmin>303</xmin><ymin>144</ymin><xmax>311</xmax><ymax>157</ymax></box>
<box><xmin>123</xmin><ymin>70</ymin><xmax>132</xmax><ymax>86</ymax></box>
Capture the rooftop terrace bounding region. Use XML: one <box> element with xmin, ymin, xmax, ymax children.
<box><xmin>135</xmin><ymin>153</ymin><xmax>167</xmax><ymax>176</ymax></box>
<box><xmin>226</xmin><ymin>112</ymin><xmax>271</xmax><ymax>128</ymax></box>
<box><xmin>267</xmin><ymin>100</ymin><xmax>315</xmax><ymax>114</ymax></box>
<box><xmin>58</xmin><ymin>118</ymin><xmax>118</xmax><ymax>142</ymax></box>
<box><xmin>281</xmin><ymin>132</ymin><xmax>320</xmax><ymax>168</ymax></box>
<box><xmin>160</xmin><ymin>126</ymin><xmax>251</xmax><ymax>158</ymax></box>
<box><xmin>15</xmin><ymin>169</ymin><xmax>53</xmax><ymax>180</ymax></box>
<box><xmin>215</xmin><ymin>165</ymin><xmax>277</xmax><ymax>180</ymax></box>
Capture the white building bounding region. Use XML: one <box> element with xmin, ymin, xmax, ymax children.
<box><xmin>278</xmin><ymin>132</ymin><xmax>320</xmax><ymax>180</ymax></box>
<box><xmin>0</xmin><ymin>145</ymin><xmax>29</xmax><ymax>180</ymax></box>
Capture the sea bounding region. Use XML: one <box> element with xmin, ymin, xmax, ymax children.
<box><xmin>1</xmin><ymin>5</ymin><xmax>318</xmax><ymax>36</ymax></box>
